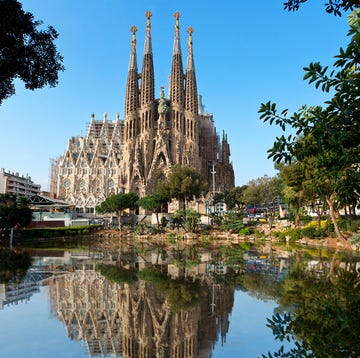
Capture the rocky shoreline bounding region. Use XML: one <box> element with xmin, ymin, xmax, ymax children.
<box><xmin>92</xmin><ymin>227</ymin><xmax>359</xmax><ymax>252</ymax></box>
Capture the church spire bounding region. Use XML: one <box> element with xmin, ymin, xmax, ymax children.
<box><xmin>125</xmin><ymin>25</ymin><xmax>139</xmax><ymax>116</ymax></box>
<box><xmin>140</xmin><ymin>11</ymin><xmax>155</xmax><ymax>107</ymax></box>
<box><xmin>169</xmin><ymin>11</ymin><xmax>184</xmax><ymax>106</ymax></box>
<box><xmin>185</xmin><ymin>27</ymin><xmax>198</xmax><ymax>114</ymax></box>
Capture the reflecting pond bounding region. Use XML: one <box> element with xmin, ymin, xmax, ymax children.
<box><xmin>0</xmin><ymin>241</ymin><xmax>359</xmax><ymax>358</ymax></box>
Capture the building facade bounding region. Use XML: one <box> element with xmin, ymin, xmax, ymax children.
<box><xmin>0</xmin><ymin>168</ymin><xmax>41</xmax><ymax>197</ymax></box>
<box><xmin>51</xmin><ymin>12</ymin><xmax>234</xmax><ymax>212</ymax></box>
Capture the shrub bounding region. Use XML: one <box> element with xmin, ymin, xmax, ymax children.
<box><xmin>351</xmin><ymin>234</ymin><xmax>360</xmax><ymax>245</ymax></box>
<box><xmin>338</xmin><ymin>218</ymin><xmax>359</xmax><ymax>233</ymax></box>
<box><xmin>239</xmin><ymin>227</ymin><xmax>251</xmax><ymax>236</ymax></box>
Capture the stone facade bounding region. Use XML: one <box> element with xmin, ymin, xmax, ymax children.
<box><xmin>51</xmin><ymin>12</ymin><xmax>234</xmax><ymax>212</ymax></box>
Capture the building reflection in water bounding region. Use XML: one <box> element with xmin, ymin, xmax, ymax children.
<box><xmin>48</xmin><ymin>253</ymin><xmax>234</xmax><ymax>358</ymax></box>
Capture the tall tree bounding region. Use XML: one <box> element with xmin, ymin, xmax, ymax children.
<box><xmin>158</xmin><ymin>165</ymin><xmax>207</xmax><ymax>209</ymax></box>
<box><xmin>278</xmin><ymin>162</ymin><xmax>314</xmax><ymax>226</ymax></box>
<box><xmin>0</xmin><ymin>0</ymin><xmax>64</xmax><ymax>104</ymax></box>
<box><xmin>137</xmin><ymin>192</ymin><xmax>168</xmax><ymax>228</ymax></box>
<box><xmin>283</xmin><ymin>0</ymin><xmax>359</xmax><ymax>16</ymax></box>
<box><xmin>259</xmin><ymin>10</ymin><xmax>360</xmax><ymax>241</ymax></box>
<box><xmin>224</xmin><ymin>185</ymin><xmax>248</xmax><ymax>210</ymax></box>
<box><xmin>96</xmin><ymin>192</ymin><xmax>138</xmax><ymax>231</ymax></box>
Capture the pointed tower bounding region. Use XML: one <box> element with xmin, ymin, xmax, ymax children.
<box><xmin>140</xmin><ymin>11</ymin><xmax>155</xmax><ymax>131</ymax></box>
<box><xmin>169</xmin><ymin>12</ymin><xmax>185</xmax><ymax>165</ymax></box>
<box><xmin>169</xmin><ymin>12</ymin><xmax>185</xmax><ymax>109</ymax></box>
<box><xmin>124</xmin><ymin>26</ymin><xmax>139</xmax><ymax>141</ymax></box>
<box><xmin>183</xmin><ymin>27</ymin><xmax>200</xmax><ymax>169</ymax></box>
<box><xmin>185</xmin><ymin>27</ymin><xmax>198</xmax><ymax>119</ymax></box>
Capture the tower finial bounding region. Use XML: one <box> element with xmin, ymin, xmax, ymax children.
<box><xmin>187</xmin><ymin>27</ymin><xmax>194</xmax><ymax>48</ymax></box>
<box><xmin>174</xmin><ymin>11</ymin><xmax>180</xmax><ymax>34</ymax></box>
<box><xmin>130</xmin><ymin>25</ymin><xmax>137</xmax><ymax>48</ymax></box>
<box><xmin>145</xmin><ymin>11</ymin><xmax>152</xmax><ymax>33</ymax></box>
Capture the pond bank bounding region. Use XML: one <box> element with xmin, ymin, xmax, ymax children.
<box><xmin>92</xmin><ymin>228</ymin><xmax>358</xmax><ymax>252</ymax></box>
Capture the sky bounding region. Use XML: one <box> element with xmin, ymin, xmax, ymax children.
<box><xmin>0</xmin><ymin>0</ymin><xmax>352</xmax><ymax>190</ymax></box>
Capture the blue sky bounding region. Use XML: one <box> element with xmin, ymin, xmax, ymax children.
<box><xmin>0</xmin><ymin>0</ymin><xmax>351</xmax><ymax>190</ymax></box>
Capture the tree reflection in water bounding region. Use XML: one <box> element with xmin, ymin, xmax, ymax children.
<box><xmin>261</xmin><ymin>252</ymin><xmax>360</xmax><ymax>358</ymax></box>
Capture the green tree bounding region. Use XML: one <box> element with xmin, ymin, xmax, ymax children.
<box><xmin>0</xmin><ymin>194</ymin><xmax>32</xmax><ymax>229</ymax></box>
<box><xmin>259</xmin><ymin>10</ymin><xmax>360</xmax><ymax>241</ymax></box>
<box><xmin>278</xmin><ymin>162</ymin><xmax>317</xmax><ymax>226</ymax></box>
<box><xmin>225</xmin><ymin>185</ymin><xmax>248</xmax><ymax>210</ymax></box>
<box><xmin>243</xmin><ymin>175</ymin><xmax>283</xmax><ymax>228</ymax></box>
<box><xmin>183</xmin><ymin>208</ymin><xmax>201</xmax><ymax>233</ymax></box>
<box><xmin>96</xmin><ymin>192</ymin><xmax>138</xmax><ymax>231</ymax></box>
<box><xmin>158</xmin><ymin>164</ymin><xmax>206</xmax><ymax>209</ymax></box>
<box><xmin>220</xmin><ymin>209</ymin><xmax>245</xmax><ymax>232</ymax></box>
<box><xmin>284</xmin><ymin>0</ymin><xmax>359</xmax><ymax>16</ymax></box>
<box><xmin>137</xmin><ymin>192</ymin><xmax>168</xmax><ymax>228</ymax></box>
<box><xmin>0</xmin><ymin>194</ymin><xmax>32</xmax><ymax>249</ymax></box>
<box><xmin>0</xmin><ymin>0</ymin><xmax>64</xmax><ymax>104</ymax></box>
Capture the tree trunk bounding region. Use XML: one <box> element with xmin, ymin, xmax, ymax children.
<box><xmin>10</xmin><ymin>227</ymin><xmax>14</xmax><ymax>250</ymax></box>
<box><xmin>155</xmin><ymin>212</ymin><xmax>160</xmax><ymax>228</ymax></box>
<box><xmin>316</xmin><ymin>214</ymin><xmax>321</xmax><ymax>229</ymax></box>
<box><xmin>117</xmin><ymin>210</ymin><xmax>122</xmax><ymax>232</ymax></box>
<box><xmin>325</xmin><ymin>195</ymin><xmax>345</xmax><ymax>242</ymax></box>
<box><xmin>268</xmin><ymin>215</ymin><xmax>274</xmax><ymax>231</ymax></box>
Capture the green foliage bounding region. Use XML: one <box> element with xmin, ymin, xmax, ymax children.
<box><xmin>351</xmin><ymin>234</ymin><xmax>360</xmax><ymax>245</ymax></box>
<box><xmin>263</xmin><ymin>266</ymin><xmax>360</xmax><ymax>357</ymax></box>
<box><xmin>0</xmin><ymin>0</ymin><xmax>64</xmax><ymax>104</ymax></box>
<box><xmin>337</xmin><ymin>217</ymin><xmax>359</xmax><ymax>232</ymax></box>
<box><xmin>157</xmin><ymin>164</ymin><xmax>207</xmax><ymax>206</ymax></box>
<box><xmin>134</xmin><ymin>223</ymin><xmax>148</xmax><ymax>235</ymax></box>
<box><xmin>284</xmin><ymin>0</ymin><xmax>359</xmax><ymax>16</ymax></box>
<box><xmin>96</xmin><ymin>263</ymin><xmax>138</xmax><ymax>284</ymax></box>
<box><xmin>170</xmin><ymin>210</ymin><xmax>185</xmax><ymax>229</ymax></box>
<box><xmin>225</xmin><ymin>185</ymin><xmax>248</xmax><ymax>209</ymax></box>
<box><xmin>137</xmin><ymin>192</ymin><xmax>168</xmax><ymax>227</ymax></box>
<box><xmin>184</xmin><ymin>208</ymin><xmax>201</xmax><ymax>232</ymax></box>
<box><xmin>238</xmin><ymin>272</ymin><xmax>282</xmax><ymax>301</ymax></box>
<box><xmin>159</xmin><ymin>278</ymin><xmax>206</xmax><ymax>312</ymax></box>
<box><xmin>286</xmin><ymin>228</ymin><xmax>302</xmax><ymax>242</ymax></box>
<box><xmin>259</xmin><ymin>11</ymin><xmax>360</xmax><ymax>240</ymax></box>
<box><xmin>243</xmin><ymin>175</ymin><xmax>283</xmax><ymax>210</ymax></box>
<box><xmin>0</xmin><ymin>194</ymin><xmax>32</xmax><ymax>230</ymax></box>
<box><xmin>220</xmin><ymin>209</ymin><xmax>244</xmax><ymax>232</ymax></box>
<box><xmin>96</xmin><ymin>192</ymin><xmax>138</xmax><ymax>230</ymax></box>
<box><xmin>97</xmin><ymin>192</ymin><xmax>138</xmax><ymax>214</ymax></box>
<box><xmin>239</xmin><ymin>227</ymin><xmax>252</xmax><ymax>236</ymax></box>
<box><xmin>138</xmin><ymin>267</ymin><xmax>167</xmax><ymax>284</ymax></box>
<box><xmin>20</xmin><ymin>225</ymin><xmax>99</xmax><ymax>239</ymax></box>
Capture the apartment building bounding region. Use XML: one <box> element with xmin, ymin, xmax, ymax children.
<box><xmin>0</xmin><ymin>168</ymin><xmax>41</xmax><ymax>197</ymax></box>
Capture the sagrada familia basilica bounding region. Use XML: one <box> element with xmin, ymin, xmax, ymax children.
<box><xmin>50</xmin><ymin>12</ymin><xmax>234</xmax><ymax>213</ymax></box>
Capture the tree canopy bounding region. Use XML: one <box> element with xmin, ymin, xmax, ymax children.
<box><xmin>96</xmin><ymin>192</ymin><xmax>138</xmax><ymax>230</ymax></box>
<box><xmin>137</xmin><ymin>192</ymin><xmax>168</xmax><ymax>227</ymax></box>
<box><xmin>0</xmin><ymin>194</ymin><xmax>32</xmax><ymax>230</ymax></box>
<box><xmin>157</xmin><ymin>165</ymin><xmax>207</xmax><ymax>208</ymax></box>
<box><xmin>259</xmin><ymin>10</ymin><xmax>360</xmax><ymax>240</ymax></box>
<box><xmin>0</xmin><ymin>0</ymin><xmax>64</xmax><ymax>104</ymax></box>
<box><xmin>224</xmin><ymin>185</ymin><xmax>248</xmax><ymax>210</ymax></box>
<box><xmin>283</xmin><ymin>0</ymin><xmax>360</xmax><ymax>16</ymax></box>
